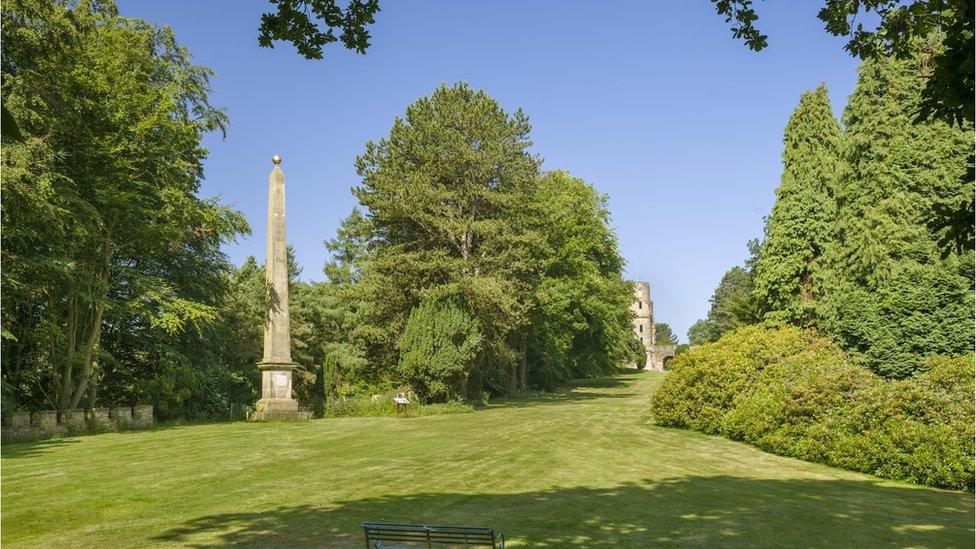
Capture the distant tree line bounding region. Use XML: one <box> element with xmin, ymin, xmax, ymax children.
<box><xmin>689</xmin><ymin>37</ymin><xmax>974</xmax><ymax>378</ymax></box>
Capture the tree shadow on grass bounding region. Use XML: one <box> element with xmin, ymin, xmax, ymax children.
<box><xmin>151</xmin><ymin>476</ymin><xmax>974</xmax><ymax>547</ymax></box>
<box><xmin>1</xmin><ymin>437</ymin><xmax>79</xmax><ymax>459</ymax></box>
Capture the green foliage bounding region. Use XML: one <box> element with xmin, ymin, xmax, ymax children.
<box><xmin>258</xmin><ymin>0</ymin><xmax>379</xmax><ymax>59</ymax></box>
<box><xmin>526</xmin><ymin>171</ymin><xmax>635</xmax><ymax>389</ymax></box>
<box><xmin>350</xmin><ymin>82</ymin><xmax>541</xmax><ymax>395</ymax></box>
<box><xmin>654</xmin><ymin>325</ymin><xmax>844</xmax><ymax>433</ymax></box>
<box><xmin>753</xmin><ymin>85</ymin><xmax>841</xmax><ymax>326</ymax></box>
<box><xmin>344</xmin><ymin>84</ymin><xmax>634</xmax><ymax>400</ymax></box>
<box><xmin>654</xmin><ymin>323</ymin><xmax>678</xmax><ymax>345</ymax></box>
<box><xmin>325</xmin><ymin>394</ymin><xmax>472</xmax><ymax>418</ymax></box>
<box><xmin>687</xmin><ymin>257</ymin><xmax>762</xmax><ymax>345</ymax></box>
<box><xmin>714</xmin><ymin>2</ymin><xmax>974</xmax><ymax>254</ymax></box>
<box><xmin>1</xmin><ymin>0</ymin><xmax>248</xmax><ymax>414</ymax></box>
<box><xmin>323</xmin><ymin>208</ymin><xmax>372</xmax><ymax>285</ymax></box>
<box><xmin>710</xmin><ymin>0</ymin><xmax>766</xmax><ymax>51</ymax></box>
<box><xmin>727</xmin><ymin>42</ymin><xmax>975</xmax><ymax>379</ymax></box>
<box><xmin>398</xmin><ymin>297</ymin><xmax>482</xmax><ymax>402</ymax></box>
<box><xmin>312</xmin><ymin>364</ymin><xmax>326</xmax><ymax>419</ymax></box>
<box><xmin>628</xmin><ymin>338</ymin><xmax>647</xmax><ymax>371</ymax></box>
<box><xmin>821</xmin><ymin>44</ymin><xmax>974</xmax><ymax>377</ymax></box>
<box><xmin>726</xmin><ymin>353</ymin><xmax>976</xmax><ymax>490</ymax></box>
<box><xmin>653</xmin><ymin>326</ymin><xmax>975</xmax><ymax>490</ymax></box>
<box><xmin>826</xmin><ymin>258</ymin><xmax>974</xmax><ymax>378</ymax></box>
<box><xmin>711</xmin><ymin>0</ymin><xmax>973</xmax><ymax>127</ymax></box>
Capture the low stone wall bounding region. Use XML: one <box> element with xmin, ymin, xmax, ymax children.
<box><xmin>1</xmin><ymin>405</ymin><xmax>154</xmax><ymax>441</ymax></box>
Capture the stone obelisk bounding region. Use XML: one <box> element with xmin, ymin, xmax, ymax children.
<box><xmin>249</xmin><ymin>154</ymin><xmax>309</xmax><ymax>421</ymax></box>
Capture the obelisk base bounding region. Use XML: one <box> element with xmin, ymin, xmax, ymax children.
<box><xmin>248</xmin><ymin>361</ymin><xmax>311</xmax><ymax>421</ymax></box>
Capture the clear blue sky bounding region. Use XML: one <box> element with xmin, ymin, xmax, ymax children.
<box><xmin>116</xmin><ymin>1</ymin><xmax>860</xmax><ymax>342</ymax></box>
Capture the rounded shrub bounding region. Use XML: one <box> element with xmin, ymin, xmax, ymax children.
<box><xmin>398</xmin><ymin>296</ymin><xmax>482</xmax><ymax>403</ymax></box>
<box><xmin>652</xmin><ymin>325</ymin><xmax>974</xmax><ymax>490</ymax></box>
<box><xmin>651</xmin><ymin>325</ymin><xmax>844</xmax><ymax>433</ymax></box>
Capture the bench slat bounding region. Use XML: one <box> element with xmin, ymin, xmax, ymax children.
<box><xmin>364</xmin><ymin>524</ymin><xmax>493</xmax><ymax>534</ymax></box>
<box><xmin>365</xmin><ymin>533</ymin><xmax>495</xmax><ymax>541</ymax></box>
<box><xmin>365</xmin><ymin>524</ymin><xmax>492</xmax><ymax>533</ymax></box>
<box><xmin>366</xmin><ymin>534</ymin><xmax>495</xmax><ymax>541</ymax></box>
<box><xmin>363</xmin><ymin>522</ymin><xmax>501</xmax><ymax>548</ymax></box>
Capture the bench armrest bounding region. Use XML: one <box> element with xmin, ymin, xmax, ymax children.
<box><xmin>497</xmin><ymin>532</ymin><xmax>505</xmax><ymax>549</ymax></box>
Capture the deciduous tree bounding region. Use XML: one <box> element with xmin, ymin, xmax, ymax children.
<box><xmin>1</xmin><ymin>0</ymin><xmax>247</xmax><ymax>410</ymax></box>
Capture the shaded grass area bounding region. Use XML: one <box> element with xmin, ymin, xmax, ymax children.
<box><xmin>151</xmin><ymin>478</ymin><xmax>972</xmax><ymax>547</ymax></box>
<box><xmin>2</xmin><ymin>372</ymin><xmax>972</xmax><ymax>547</ymax></box>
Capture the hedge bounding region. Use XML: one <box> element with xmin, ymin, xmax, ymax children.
<box><xmin>652</xmin><ymin>325</ymin><xmax>974</xmax><ymax>491</ymax></box>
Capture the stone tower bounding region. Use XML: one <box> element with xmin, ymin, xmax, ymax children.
<box><xmin>249</xmin><ymin>155</ymin><xmax>309</xmax><ymax>421</ymax></box>
<box><xmin>631</xmin><ymin>281</ymin><xmax>655</xmax><ymax>369</ymax></box>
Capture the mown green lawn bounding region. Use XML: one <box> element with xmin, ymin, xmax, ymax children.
<box><xmin>2</xmin><ymin>372</ymin><xmax>972</xmax><ymax>547</ymax></box>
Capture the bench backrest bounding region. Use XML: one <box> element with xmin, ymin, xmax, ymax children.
<box><xmin>363</xmin><ymin>522</ymin><xmax>499</xmax><ymax>548</ymax></box>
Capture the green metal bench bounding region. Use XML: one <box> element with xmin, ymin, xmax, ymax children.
<box><xmin>362</xmin><ymin>522</ymin><xmax>505</xmax><ymax>548</ymax></box>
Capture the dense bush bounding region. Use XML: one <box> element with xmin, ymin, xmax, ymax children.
<box><xmin>652</xmin><ymin>326</ymin><xmax>974</xmax><ymax>491</ymax></box>
<box><xmin>652</xmin><ymin>325</ymin><xmax>846</xmax><ymax>433</ymax></box>
<box><xmin>398</xmin><ymin>297</ymin><xmax>482</xmax><ymax>402</ymax></box>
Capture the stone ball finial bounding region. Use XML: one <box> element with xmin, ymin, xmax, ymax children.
<box><xmin>272</xmin><ymin>154</ymin><xmax>282</xmax><ymax>165</ymax></box>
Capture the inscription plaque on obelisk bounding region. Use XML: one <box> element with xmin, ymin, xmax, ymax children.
<box><xmin>249</xmin><ymin>155</ymin><xmax>310</xmax><ymax>421</ymax></box>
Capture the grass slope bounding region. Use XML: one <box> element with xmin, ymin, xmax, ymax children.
<box><xmin>2</xmin><ymin>372</ymin><xmax>972</xmax><ymax>547</ymax></box>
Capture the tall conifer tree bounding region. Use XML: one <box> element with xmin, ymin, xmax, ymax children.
<box><xmin>754</xmin><ymin>85</ymin><xmax>842</xmax><ymax>325</ymax></box>
<box><xmin>822</xmin><ymin>39</ymin><xmax>974</xmax><ymax>377</ymax></box>
<box><xmin>351</xmin><ymin>83</ymin><xmax>543</xmax><ymax>394</ymax></box>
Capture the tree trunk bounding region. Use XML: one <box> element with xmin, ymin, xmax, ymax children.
<box><xmin>519</xmin><ymin>333</ymin><xmax>528</xmax><ymax>390</ymax></box>
<box><xmin>59</xmin><ymin>234</ymin><xmax>112</xmax><ymax>410</ymax></box>
<box><xmin>507</xmin><ymin>362</ymin><xmax>517</xmax><ymax>398</ymax></box>
<box><xmin>58</xmin><ymin>296</ymin><xmax>79</xmax><ymax>410</ymax></box>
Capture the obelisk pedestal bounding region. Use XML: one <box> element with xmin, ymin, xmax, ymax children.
<box><xmin>249</xmin><ymin>155</ymin><xmax>310</xmax><ymax>421</ymax></box>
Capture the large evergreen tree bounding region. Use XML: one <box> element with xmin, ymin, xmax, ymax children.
<box><xmin>655</xmin><ymin>323</ymin><xmax>679</xmax><ymax>345</ymax></box>
<box><xmin>822</xmin><ymin>40</ymin><xmax>974</xmax><ymax>377</ymax></box>
<box><xmin>398</xmin><ymin>296</ymin><xmax>482</xmax><ymax>402</ymax></box>
<box><xmin>753</xmin><ymin>85</ymin><xmax>842</xmax><ymax>325</ymax></box>
<box><xmin>350</xmin><ymin>82</ymin><xmax>542</xmax><ymax>397</ymax></box>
